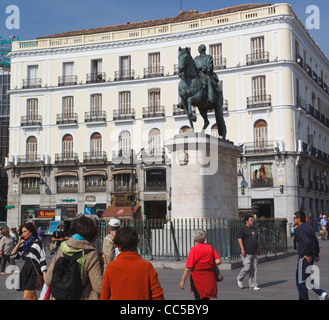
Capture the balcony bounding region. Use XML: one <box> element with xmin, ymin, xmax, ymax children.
<box><xmin>295</xmin><ymin>54</ymin><xmax>304</xmax><ymax>68</ymax></box>
<box><xmin>173</xmin><ymin>104</ymin><xmax>196</xmax><ymax>116</ymax></box>
<box><xmin>114</xmin><ymin>70</ymin><xmax>135</xmax><ymax>81</ymax></box>
<box><xmin>243</xmin><ymin>141</ymin><xmax>278</xmax><ymax>154</ymax></box>
<box><xmin>84</xmin><ymin>111</ymin><xmax>107</xmax><ymax>123</ymax></box>
<box><xmin>213</xmin><ymin>57</ymin><xmax>227</xmax><ymax>70</ymax></box>
<box><xmin>246</xmin><ymin>51</ymin><xmax>269</xmax><ymax>65</ymax></box>
<box><xmin>141</xmin><ymin>148</ymin><xmax>166</xmax><ymax>164</ymax></box>
<box><xmin>296</xmin><ymin>96</ymin><xmax>306</xmax><ymax>110</ymax></box>
<box><xmin>83</xmin><ymin>151</ymin><xmax>107</xmax><ymax>163</ymax></box>
<box><xmin>21</xmin><ymin>115</ymin><xmax>42</xmax><ymax>127</ymax></box>
<box><xmin>22</xmin><ymin>78</ymin><xmax>42</xmax><ymax>89</ymax></box>
<box><xmin>56</xmin><ymin>113</ymin><xmax>78</xmax><ymax>125</ymax></box>
<box><xmin>305</xmin><ymin>64</ymin><xmax>312</xmax><ymax>77</ymax></box>
<box><xmin>113</xmin><ymin>109</ymin><xmax>135</xmax><ymax>121</ymax></box>
<box><xmin>58</xmin><ymin>75</ymin><xmax>78</xmax><ymax>86</ymax></box>
<box><xmin>143</xmin><ymin>66</ymin><xmax>164</xmax><ymax>78</ymax></box>
<box><xmin>55</xmin><ymin>153</ymin><xmax>79</xmax><ymax>164</ymax></box>
<box><xmin>143</xmin><ymin>106</ymin><xmax>165</xmax><ymax>119</ymax></box>
<box><xmin>86</xmin><ymin>72</ymin><xmax>106</xmax><ymax>83</ymax></box>
<box><xmin>247</xmin><ymin>95</ymin><xmax>271</xmax><ymax>109</ymax></box>
<box><xmin>17</xmin><ymin>154</ymin><xmax>43</xmax><ymax>165</ymax></box>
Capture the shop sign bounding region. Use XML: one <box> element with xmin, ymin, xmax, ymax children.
<box><xmin>37</xmin><ymin>210</ymin><xmax>55</xmax><ymax>218</ymax></box>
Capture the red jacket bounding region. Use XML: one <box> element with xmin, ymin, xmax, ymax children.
<box><xmin>100</xmin><ymin>251</ymin><xmax>164</xmax><ymax>300</ymax></box>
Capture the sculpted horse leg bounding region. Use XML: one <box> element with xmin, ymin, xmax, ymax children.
<box><xmin>198</xmin><ymin>107</ymin><xmax>209</xmax><ymax>132</ymax></box>
<box><xmin>214</xmin><ymin>96</ymin><xmax>226</xmax><ymax>139</ymax></box>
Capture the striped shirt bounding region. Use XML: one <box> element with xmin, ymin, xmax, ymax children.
<box><xmin>17</xmin><ymin>240</ymin><xmax>48</xmax><ymax>273</ymax></box>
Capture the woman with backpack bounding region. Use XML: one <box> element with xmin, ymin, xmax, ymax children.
<box><xmin>11</xmin><ymin>223</ymin><xmax>48</xmax><ymax>300</ymax></box>
<box><xmin>45</xmin><ymin>216</ymin><xmax>103</xmax><ymax>300</ymax></box>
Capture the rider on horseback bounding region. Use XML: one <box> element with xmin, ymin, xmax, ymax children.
<box><xmin>194</xmin><ymin>44</ymin><xmax>220</xmax><ymax>106</ymax></box>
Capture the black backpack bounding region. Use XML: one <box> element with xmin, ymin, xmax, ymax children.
<box><xmin>51</xmin><ymin>249</ymin><xmax>93</xmax><ymax>300</ymax></box>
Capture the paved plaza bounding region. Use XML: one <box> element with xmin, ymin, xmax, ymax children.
<box><xmin>0</xmin><ymin>237</ymin><xmax>328</xmax><ymax>300</ymax></box>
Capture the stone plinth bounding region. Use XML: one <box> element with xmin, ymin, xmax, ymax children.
<box><xmin>165</xmin><ymin>133</ymin><xmax>242</xmax><ymax>219</ymax></box>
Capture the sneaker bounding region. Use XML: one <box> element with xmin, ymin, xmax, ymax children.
<box><xmin>250</xmin><ymin>286</ymin><xmax>261</xmax><ymax>291</ymax></box>
<box><xmin>237</xmin><ymin>279</ymin><xmax>243</xmax><ymax>289</ymax></box>
<box><xmin>320</xmin><ymin>292</ymin><xmax>328</xmax><ymax>300</ymax></box>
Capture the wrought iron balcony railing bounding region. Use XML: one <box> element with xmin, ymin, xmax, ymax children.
<box><xmin>142</xmin><ymin>106</ymin><xmax>165</xmax><ymax>118</ymax></box>
<box><xmin>56</xmin><ymin>113</ymin><xmax>78</xmax><ymax>124</ymax></box>
<box><xmin>113</xmin><ymin>109</ymin><xmax>135</xmax><ymax>121</ymax></box>
<box><xmin>246</xmin><ymin>51</ymin><xmax>269</xmax><ymax>65</ymax></box>
<box><xmin>21</xmin><ymin>115</ymin><xmax>42</xmax><ymax>126</ymax></box>
<box><xmin>22</xmin><ymin>78</ymin><xmax>42</xmax><ymax>89</ymax></box>
<box><xmin>58</xmin><ymin>75</ymin><xmax>78</xmax><ymax>86</ymax></box>
<box><xmin>55</xmin><ymin>153</ymin><xmax>79</xmax><ymax>164</ymax></box>
<box><xmin>84</xmin><ymin>111</ymin><xmax>107</xmax><ymax>122</ymax></box>
<box><xmin>247</xmin><ymin>95</ymin><xmax>271</xmax><ymax>109</ymax></box>
<box><xmin>114</xmin><ymin>70</ymin><xmax>135</xmax><ymax>81</ymax></box>
<box><xmin>83</xmin><ymin>151</ymin><xmax>107</xmax><ymax>163</ymax></box>
<box><xmin>86</xmin><ymin>72</ymin><xmax>106</xmax><ymax>83</ymax></box>
<box><xmin>143</xmin><ymin>66</ymin><xmax>164</xmax><ymax>78</ymax></box>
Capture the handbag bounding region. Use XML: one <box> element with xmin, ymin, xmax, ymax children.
<box><xmin>30</xmin><ymin>257</ymin><xmax>44</xmax><ymax>291</ymax></box>
<box><xmin>212</xmin><ymin>247</ymin><xmax>223</xmax><ymax>282</ymax></box>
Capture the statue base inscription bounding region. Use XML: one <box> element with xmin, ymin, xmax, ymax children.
<box><xmin>165</xmin><ymin>132</ymin><xmax>242</xmax><ymax>219</ymax></box>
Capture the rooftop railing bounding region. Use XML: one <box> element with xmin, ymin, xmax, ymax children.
<box><xmin>12</xmin><ymin>4</ymin><xmax>290</xmax><ymax>52</ymax></box>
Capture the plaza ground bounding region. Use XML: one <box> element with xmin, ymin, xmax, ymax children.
<box><xmin>0</xmin><ymin>237</ymin><xmax>328</xmax><ymax>300</ymax></box>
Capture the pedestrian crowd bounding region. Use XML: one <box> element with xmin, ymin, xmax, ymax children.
<box><xmin>0</xmin><ymin>211</ymin><xmax>327</xmax><ymax>300</ymax></box>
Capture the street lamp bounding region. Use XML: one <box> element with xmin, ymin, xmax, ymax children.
<box><xmin>131</xmin><ymin>148</ymin><xmax>144</xmax><ymax>220</ymax></box>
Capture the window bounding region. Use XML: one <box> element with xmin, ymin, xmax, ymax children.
<box><xmin>26</xmin><ymin>65</ymin><xmax>40</xmax><ymax>87</ymax></box>
<box><xmin>27</xmin><ymin>99</ymin><xmax>38</xmax><ymax>120</ymax></box>
<box><xmin>63</xmin><ymin>96</ymin><xmax>74</xmax><ymax>117</ymax></box>
<box><xmin>22</xmin><ymin>177</ymin><xmax>40</xmax><ymax>194</ymax></box>
<box><xmin>145</xmin><ymin>169</ymin><xmax>166</xmax><ymax>191</ymax></box>
<box><xmin>180</xmin><ymin>126</ymin><xmax>191</xmax><ymax>134</ymax></box>
<box><xmin>251</xmin><ymin>36</ymin><xmax>265</xmax><ymax>60</ymax></box>
<box><xmin>211</xmin><ymin>124</ymin><xmax>219</xmax><ymax>137</ymax></box>
<box><xmin>85</xmin><ymin>176</ymin><xmax>106</xmax><ymax>191</ymax></box>
<box><xmin>149</xmin><ymin>52</ymin><xmax>160</xmax><ymax>74</ymax></box>
<box><xmin>91</xmin><ymin>94</ymin><xmax>102</xmax><ymax>115</ymax></box>
<box><xmin>90</xmin><ymin>132</ymin><xmax>102</xmax><ymax>158</ymax></box>
<box><xmin>114</xmin><ymin>173</ymin><xmax>131</xmax><ymax>192</ymax></box>
<box><xmin>59</xmin><ymin>62</ymin><xmax>76</xmax><ymax>85</ymax></box>
<box><xmin>252</xmin><ymin>76</ymin><xmax>266</xmax><ymax>101</ymax></box>
<box><xmin>148</xmin><ymin>88</ymin><xmax>161</xmax><ymax>115</ymax></box>
<box><xmin>149</xmin><ymin>128</ymin><xmax>161</xmax><ymax>155</ymax></box>
<box><xmin>119</xmin><ymin>91</ymin><xmax>131</xmax><ymax>115</ymax></box>
<box><xmin>26</xmin><ymin>136</ymin><xmax>37</xmax><ymax>161</ymax></box>
<box><xmin>210</xmin><ymin>43</ymin><xmax>224</xmax><ymax>68</ymax></box>
<box><xmin>119</xmin><ymin>56</ymin><xmax>132</xmax><ymax>79</ymax></box>
<box><xmin>119</xmin><ymin>131</ymin><xmax>131</xmax><ymax>156</ymax></box>
<box><xmin>63</xmin><ymin>134</ymin><xmax>73</xmax><ymax>158</ymax></box>
<box><xmin>254</xmin><ymin>120</ymin><xmax>268</xmax><ymax>149</ymax></box>
<box><xmin>57</xmin><ymin>176</ymin><xmax>78</xmax><ymax>193</ymax></box>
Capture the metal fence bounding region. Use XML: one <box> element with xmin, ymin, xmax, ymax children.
<box><xmin>95</xmin><ymin>218</ymin><xmax>287</xmax><ymax>263</ymax></box>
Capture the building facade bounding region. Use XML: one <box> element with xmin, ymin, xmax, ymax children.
<box><xmin>5</xmin><ymin>3</ymin><xmax>329</xmax><ymax>230</ymax></box>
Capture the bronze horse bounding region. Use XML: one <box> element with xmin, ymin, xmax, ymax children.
<box><xmin>177</xmin><ymin>47</ymin><xmax>226</xmax><ymax>139</ymax></box>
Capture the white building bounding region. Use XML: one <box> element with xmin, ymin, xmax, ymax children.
<box><xmin>5</xmin><ymin>3</ymin><xmax>329</xmax><ymax>230</ymax></box>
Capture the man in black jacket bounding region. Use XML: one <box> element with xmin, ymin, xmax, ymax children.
<box><xmin>294</xmin><ymin>211</ymin><xmax>328</xmax><ymax>300</ymax></box>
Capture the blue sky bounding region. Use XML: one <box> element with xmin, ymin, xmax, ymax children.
<box><xmin>1</xmin><ymin>0</ymin><xmax>329</xmax><ymax>58</ymax></box>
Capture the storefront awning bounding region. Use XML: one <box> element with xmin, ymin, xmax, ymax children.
<box><xmin>102</xmin><ymin>206</ymin><xmax>139</xmax><ymax>219</ymax></box>
<box><xmin>55</xmin><ymin>171</ymin><xmax>78</xmax><ymax>178</ymax></box>
<box><xmin>20</xmin><ymin>173</ymin><xmax>40</xmax><ymax>178</ymax></box>
<box><xmin>112</xmin><ymin>169</ymin><xmax>135</xmax><ymax>175</ymax></box>
<box><xmin>83</xmin><ymin>170</ymin><xmax>107</xmax><ymax>177</ymax></box>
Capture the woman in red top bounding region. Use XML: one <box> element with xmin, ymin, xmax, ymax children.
<box><xmin>179</xmin><ymin>229</ymin><xmax>221</xmax><ymax>300</ymax></box>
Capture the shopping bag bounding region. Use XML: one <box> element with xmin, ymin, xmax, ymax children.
<box><xmin>39</xmin><ymin>284</ymin><xmax>51</xmax><ymax>300</ymax></box>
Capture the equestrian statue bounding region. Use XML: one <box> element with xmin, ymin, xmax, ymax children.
<box><xmin>177</xmin><ymin>44</ymin><xmax>226</xmax><ymax>140</ymax></box>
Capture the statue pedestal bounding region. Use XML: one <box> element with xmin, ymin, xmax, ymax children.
<box><xmin>165</xmin><ymin>133</ymin><xmax>242</xmax><ymax>219</ymax></box>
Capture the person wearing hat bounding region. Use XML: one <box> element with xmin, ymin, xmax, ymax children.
<box><xmin>102</xmin><ymin>219</ymin><xmax>121</xmax><ymax>266</ymax></box>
